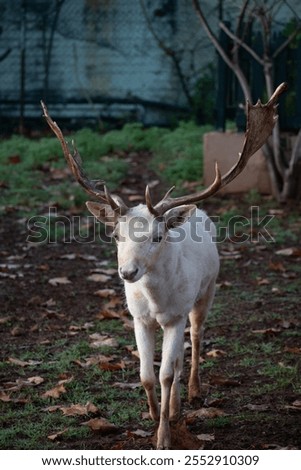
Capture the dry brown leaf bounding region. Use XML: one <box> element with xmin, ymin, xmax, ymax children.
<box><xmin>113</xmin><ymin>382</ymin><xmax>141</xmax><ymax>389</ymax></box>
<box><xmin>96</xmin><ymin>309</ymin><xmax>120</xmax><ymax>320</ymax></box>
<box><xmin>245</xmin><ymin>403</ymin><xmax>269</xmax><ymax>412</ymax></box>
<box><xmin>10</xmin><ymin>326</ymin><xmax>24</xmax><ymax>337</ymax></box>
<box><xmin>128</xmin><ymin>429</ymin><xmax>153</xmax><ymax>438</ymax></box>
<box><xmin>42</xmin><ymin>383</ymin><xmax>67</xmax><ymax>399</ymax></box>
<box><xmin>284</xmin><ymin>400</ymin><xmax>301</xmax><ymax>411</ymax></box>
<box><xmin>89</xmin><ymin>333</ymin><xmax>118</xmax><ymax>348</ymax></box>
<box><xmin>0</xmin><ymin>316</ymin><xmax>10</xmax><ymax>324</ymax></box>
<box><xmin>186</xmin><ymin>407</ymin><xmax>226</xmax><ymax>422</ymax></box>
<box><xmin>209</xmin><ymin>375</ymin><xmax>240</xmax><ymax>387</ymax></box>
<box><xmin>48</xmin><ymin>276</ymin><xmax>71</xmax><ymax>286</ymax></box>
<box><xmin>284</xmin><ymin>346</ymin><xmax>301</xmax><ymax>354</ymax></box>
<box><xmin>60</xmin><ymin>253</ymin><xmax>77</xmax><ymax>260</ymax></box>
<box><xmin>197</xmin><ymin>433</ymin><xmax>215</xmax><ymax>442</ymax></box>
<box><xmin>252</xmin><ymin>328</ymin><xmax>281</xmax><ymax>335</ymax></box>
<box><xmin>27</xmin><ymin>376</ymin><xmax>45</xmax><ymax>386</ymax></box>
<box><xmin>73</xmin><ymin>354</ymin><xmax>117</xmax><ymax>368</ymax></box>
<box><xmin>93</xmin><ymin>289</ymin><xmax>116</xmax><ymax>298</ymax></box>
<box><xmin>43</xmin><ymin>405</ymin><xmax>61</xmax><ymax>413</ymax></box>
<box><xmin>98</xmin><ymin>360</ymin><xmax>126</xmax><ymax>371</ymax></box>
<box><xmin>0</xmin><ymin>392</ymin><xmax>11</xmax><ymax>402</ymax></box>
<box><xmin>256</xmin><ymin>277</ymin><xmax>270</xmax><ymax>285</ymax></box>
<box><xmin>47</xmin><ymin>428</ymin><xmax>69</xmax><ymax>441</ymax></box>
<box><xmin>216</xmin><ymin>281</ymin><xmax>233</xmax><ymax>289</ymax></box>
<box><xmin>60</xmin><ymin>402</ymin><xmax>99</xmax><ymax>416</ymax></box>
<box><xmin>82</xmin><ymin>417</ymin><xmax>118</xmax><ymax>433</ymax></box>
<box><xmin>269</xmin><ymin>261</ymin><xmax>286</xmax><ymax>272</ymax></box>
<box><xmin>8</xmin><ymin>357</ymin><xmax>42</xmax><ymax>367</ymax></box>
<box><xmin>79</xmin><ymin>254</ymin><xmax>98</xmax><ymax>261</ymax></box>
<box><xmin>206</xmin><ymin>349</ymin><xmax>227</xmax><ymax>358</ymax></box>
<box><xmin>87</xmin><ymin>273</ymin><xmax>111</xmax><ymax>283</ymax></box>
<box><xmin>275</xmin><ymin>247</ymin><xmax>301</xmax><ymax>257</ymax></box>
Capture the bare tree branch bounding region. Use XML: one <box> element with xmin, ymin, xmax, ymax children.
<box><xmin>219</xmin><ymin>21</ymin><xmax>264</xmax><ymax>65</ymax></box>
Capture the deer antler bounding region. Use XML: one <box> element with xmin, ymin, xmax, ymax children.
<box><xmin>148</xmin><ymin>82</ymin><xmax>287</xmax><ymax>216</ymax></box>
<box><xmin>41</xmin><ymin>101</ymin><xmax>128</xmax><ymax>213</ymax></box>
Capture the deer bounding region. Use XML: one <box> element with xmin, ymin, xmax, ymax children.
<box><xmin>41</xmin><ymin>82</ymin><xmax>286</xmax><ymax>449</ymax></box>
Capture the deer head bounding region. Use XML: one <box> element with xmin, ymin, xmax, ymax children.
<box><xmin>41</xmin><ymin>82</ymin><xmax>286</xmax><ymax>283</ymax></box>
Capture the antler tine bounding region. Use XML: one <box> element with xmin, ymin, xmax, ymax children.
<box><xmin>41</xmin><ymin>101</ymin><xmax>128</xmax><ymax>212</ymax></box>
<box><xmin>218</xmin><ymin>82</ymin><xmax>287</xmax><ymax>190</ymax></box>
<box><xmin>154</xmin><ymin>162</ymin><xmax>221</xmax><ymax>214</ymax></box>
<box><xmin>153</xmin><ymin>82</ymin><xmax>287</xmax><ymax>216</ymax></box>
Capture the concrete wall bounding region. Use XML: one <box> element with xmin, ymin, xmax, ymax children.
<box><xmin>203</xmin><ymin>132</ymin><xmax>272</xmax><ymax>194</ymax></box>
<box><xmin>0</xmin><ymin>0</ymin><xmax>214</xmax><ymax>125</ymax></box>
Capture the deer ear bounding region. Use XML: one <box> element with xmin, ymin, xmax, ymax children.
<box><xmin>86</xmin><ymin>201</ymin><xmax>118</xmax><ymax>227</ymax></box>
<box><xmin>164</xmin><ymin>204</ymin><xmax>196</xmax><ymax>229</ymax></box>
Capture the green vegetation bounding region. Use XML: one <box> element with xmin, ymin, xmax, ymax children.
<box><xmin>0</xmin><ymin>121</ymin><xmax>213</xmax><ymax>214</ymax></box>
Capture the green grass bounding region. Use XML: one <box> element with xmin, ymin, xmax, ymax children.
<box><xmin>0</xmin><ymin>121</ymin><xmax>211</xmax><ymax>214</ymax></box>
<box><xmin>0</xmin><ymin>326</ymin><xmax>144</xmax><ymax>450</ymax></box>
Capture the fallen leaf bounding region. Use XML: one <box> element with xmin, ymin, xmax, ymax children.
<box><xmin>186</xmin><ymin>407</ymin><xmax>226</xmax><ymax>422</ymax></box>
<box><xmin>197</xmin><ymin>433</ymin><xmax>215</xmax><ymax>442</ymax></box>
<box><xmin>252</xmin><ymin>328</ymin><xmax>281</xmax><ymax>335</ymax></box>
<box><xmin>269</xmin><ymin>261</ymin><xmax>286</xmax><ymax>272</ymax></box>
<box><xmin>0</xmin><ymin>392</ymin><xmax>11</xmax><ymax>402</ymax></box>
<box><xmin>73</xmin><ymin>354</ymin><xmax>117</xmax><ymax>368</ymax></box>
<box><xmin>60</xmin><ymin>253</ymin><xmax>77</xmax><ymax>260</ymax></box>
<box><xmin>113</xmin><ymin>382</ymin><xmax>141</xmax><ymax>389</ymax></box>
<box><xmin>98</xmin><ymin>360</ymin><xmax>126</xmax><ymax>371</ymax></box>
<box><xmin>128</xmin><ymin>429</ymin><xmax>153</xmax><ymax>438</ymax></box>
<box><xmin>60</xmin><ymin>402</ymin><xmax>99</xmax><ymax>416</ymax></box>
<box><xmin>79</xmin><ymin>254</ymin><xmax>98</xmax><ymax>261</ymax></box>
<box><xmin>42</xmin><ymin>383</ymin><xmax>67</xmax><ymax>399</ymax></box>
<box><xmin>10</xmin><ymin>326</ymin><xmax>24</xmax><ymax>337</ymax></box>
<box><xmin>47</xmin><ymin>428</ymin><xmax>69</xmax><ymax>441</ymax></box>
<box><xmin>284</xmin><ymin>400</ymin><xmax>301</xmax><ymax>412</ymax></box>
<box><xmin>8</xmin><ymin>357</ymin><xmax>42</xmax><ymax>367</ymax></box>
<box><xmin>93</xmin><ymin>289</ymin><xmax>116</xmax><ymax>298</ymax></box>
<box><xmin>245</xmin><ymin>403</ymin><xmax>269</xmax><ymax>412</ymax></box>
<box><xmin>206</xmin><ymin>349</ymin><xmax>227</xmax><ymax>358</ymax></box>
<box><xmin>48</xmin><ymin>276</ymin><xmax>71</xmax><ymax>286</ymax></box>
<box><xmin>89</xmin><ymin>333</ymin><xmax>118</xmax><ymax>348</ymax></box>
<box><xmin>43</xmin><ymin>405</ymin><xmax>62</xmax><ymax>413</ymax></box>
<box><xmin>95</xmin><ymin>309</ymin><xmax>120</xmax><ymax>320</ymax></box>
<box><xmin>27</xmin><ymin>376</ymin><xmax>45</xmax><ymax>386</ymax></box>
<box><xmin>209</xmin><ymin>375</ymin><xmax>240</xmax><ymax>387</ymax></box>
<box><xmin>216</xmin><ymin>281</ymin><xmax>233</xmax><ymax>289</ymax></box>
<box><xmin>256</xmin><ymin>277</ymin><xmax>270</xmax><ymax>285</ymax></box>
<box><xmin>275</xmin><ymin>247</ymin><xmax>301</xmax><ymax>257</ymax></box>
<box><xmin>82</xmin><ymin>417</ymin><xmax>119</xmax><ymax>433</ymax></box>
<box><xmin>87</xmin><ymin>274</ymin><xmax>111</xmax><ymax>283</ymax></box>
<box><xmin>284</xmin><ymin>346</ymin><xmax>301</xmax><ymax>354</ymax></box>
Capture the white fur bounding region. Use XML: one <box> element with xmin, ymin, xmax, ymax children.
<box><xmin>87</xmin><ymin>202</ymin><xmax>219</xmax><ymax>449</ymax></box>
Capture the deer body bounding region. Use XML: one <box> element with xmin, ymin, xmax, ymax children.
<box><xmin>124</xmin><ymin>207</ymin><xmax>219</xmax><ymax>448</ymax></box>
<box><xmin>87</xmin><ymin>202</ymin><xmax>219</xmax><ymax>448</ymax></box>
<box><xmin>41</xmin><ymin>82</ymin><xmax>285</xmax><ymax>449</ymax></box>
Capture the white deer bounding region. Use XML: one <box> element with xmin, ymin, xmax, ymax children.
<box><xmin>41</xmin><ymin>83</ymin><xmax>285</xmax><ymax>449</ymax></box>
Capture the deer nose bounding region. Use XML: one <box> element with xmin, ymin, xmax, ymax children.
<box><xmin>119</xmin><ymin>266</ymin><xmax>139</xmax><ymax>282</ymax></box>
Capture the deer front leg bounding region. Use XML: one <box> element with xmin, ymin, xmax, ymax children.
<box><xmin>157</xmin><ymin>317</ymin><xmax>186</xmax><ymax>450</ymax></box>
<box><xmin>133</xmin><ymin>318</ymin><xmax>159</xmax><ymax>421</ymax></box>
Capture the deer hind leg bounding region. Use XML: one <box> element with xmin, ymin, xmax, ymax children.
<box><xmin>134</xmin><ymin>318</ymin><xmax>159</xmax><ymax>421</ymax></box>
<box><xmin>157</xmin><ymin>317</ymin><xmax>186</xmax><ymax>449</ymax></box>
<box><xmin>188</xmin><ymin>280</ymin><xmax>216</xmax><ymax>401</ymax></box>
